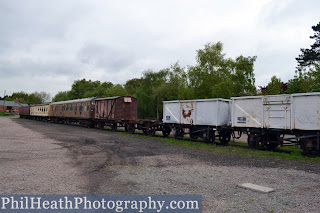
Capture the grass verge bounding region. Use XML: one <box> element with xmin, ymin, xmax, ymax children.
<box><xmin>0</xmin><ymin>112</ymin><xmax>15</xmax><ymax>116</ymax></box>
<box><xmin>120</xmin><ymin>132</ymin><xmax>320</xmax><ymax>163</ymax></box>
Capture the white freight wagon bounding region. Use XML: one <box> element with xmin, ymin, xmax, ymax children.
<box><xmin>231</xmin><ymin>92</ymin><xmax>320</xmax><ymax>154</ymax></box>
<box><xmin>163</xmin><ymin>98</ymin><xmax>232</xmax><ymax>144</ymax></box>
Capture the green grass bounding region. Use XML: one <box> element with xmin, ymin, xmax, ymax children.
<box><xmin>0</xmin><ymin>112</ymin><xmax>15</xmax><ymax>116</ymax></box>
<box><xmin>120</xmin><ymin>132</ymin><xmax>320</xmax><ymax>163</ymax></box>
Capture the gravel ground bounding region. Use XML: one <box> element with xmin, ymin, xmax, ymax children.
<box><xmin>1</xmin><ymin>116</ymin><xmax>320</xmax><ymax>212</ymax></box>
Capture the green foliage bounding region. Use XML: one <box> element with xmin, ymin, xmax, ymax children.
<box><xmin>125</xmin><ymin>78</ymin><xmax>144</xmax><ymax>96</ymax></box>
<box><xmin>265</xmin><ymin>76</ymin><xmax>284</xmax><ymax>95</ymax></box>
<box><xmin>105</xmin><ymin>84</ymin><xmax>128</xmax><ymax>97</ymax></box>
<box><xmin>6</xmin><ymin>91</ymin><xmax>51</xmax><ymax>105</ymax></box>
<box><xmin>127</xmin><ymin>63</ymin><xmax>191</xmax><ymax>119</ymax></box>
<box><xmin>288</xmin><ymin>21</ymin><xmax>320</xmax><ymax>94</ymax></box>
<box><xmin>52</xmin><ymin>79</ymin><xmax>128</xmax><ymax>102</ymax></box>
<box><xmin>69</xmin><ymin>79</ymin><xmax>113</xmax><ymax>99</ymax></box>
<box><xmin>296</xmin><ymin>22</ymin><xmax>320</xmax><ymax>67</ymax></box>
<box><xmin>287</xmin><ymin>70</ymin><xmax>313</xmax><ymax>93</ymax></box>
<box><xmin>0</xmin><ymin>112</ymin><xmax>15</xmax><ymax>116</ymax></box>
<box><xmin>52</xmin><ymin>91</ymin><xmax>71</xmax><ymax>102</ymax></box>
<box><xmin>188</xmin><ymin>42</ymin><xmax>256</xmax><ymax>99</ymax></box>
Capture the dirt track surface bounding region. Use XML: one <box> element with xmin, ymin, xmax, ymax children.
<box><xmin>1</xmin><ymin>116</ymin><xmax>320</xmax><ymax>212</ymax></box>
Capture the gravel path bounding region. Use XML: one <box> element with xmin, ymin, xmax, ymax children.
<box><xmin>1</xmin><ymin>116</ymin><xmax>320</xmax><ymax>212</ymax></box>
<box><xmin>0</xmin><ymin>116</ymin><xmax>86</xmax><ymax>194</ymax></box>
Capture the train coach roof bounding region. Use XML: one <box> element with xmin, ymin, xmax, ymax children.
<box><xmin>94</xmin><ymin>96</ymin><xmax>120</xmax><ymax>101</ymax></box>
<box><xmin>163</xmin><ymin>98</ymin><xmax>231</xmax><ymax>103</ymax></box>
<box><xmin>51</xmin><ymin>97</ymin><xmax>96</xmax><ymax>105</ymax></box>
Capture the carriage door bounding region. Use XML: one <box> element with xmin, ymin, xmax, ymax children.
<box><xmin>263</xmin><ymin>96</ymin><xmax>291</xmax><ymax>129</ymax></box>
<box><xmin>181</xmin><ymin>102</ymin><xmax>195</xmax><ymax>125</ymax></box>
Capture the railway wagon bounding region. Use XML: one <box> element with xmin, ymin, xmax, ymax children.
<box><xmin>231</xmin><ymin>92</ymin><xmax>320</xmax><ymax>155</ymax></box>
<box><xmin>50</xmin><ymin>97</ymin><xmax>95</xmax><ymax>125</ymax></box>
<box><xmin>163</xmin><ymin>98</ymin><xmax>232</xmax><ymax>144</ymax></box>
<box><xmin>30</xmin><ymin>104</ymin><xmax>50</xmax><ymax>120</ymax></box>
<box><xmin>94</xmin><ymin>96</ymin><xmax>138</xmax><ymax>130</ymax></box>
<box><xmin>19</xmin><ymin>106</ymin><xmax>30</xmax><ymax>119</ymax></box>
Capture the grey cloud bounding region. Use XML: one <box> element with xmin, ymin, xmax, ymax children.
<box><xmin>77</xmin><ymin>43</ymin><xmax>135</xmax><ymax>71</ymax></box>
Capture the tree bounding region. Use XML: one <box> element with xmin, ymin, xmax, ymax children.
<box><xmin>188</xmin><ymin>42</ymin><xmax>257</xmax><ymax>99</ymax></box>
<box><xmin>105</xmin><ymin>84</ymin><xmax>128</xmax><ymax>97</ymax></box>
<box><xmin>288</xmin><ymin>21</ymin><xmax>320</xmax><ymax>94</ymax></box>
<box><xmin>264</xmin><ymin>76</ymin><xmax>286</xmax><ymax>95</ymax></box>
<box><xmin>125</xmin><ymin>78</ymin><xmax>144</xmax><ymax>96</ymax></box>
<box><xmin>9</xmin><ymin>91</ymin><xmax>50</xmax><ymax>104</ymax></box>
<box><xmin>296</xmin><ymin>22</ymin><xmax>320</xmax><ymax>67</ymax></box>
<box><xmin>52</xmin><ymin>91</ymin><xmax>71</xmax><ymax>102</ymax></box>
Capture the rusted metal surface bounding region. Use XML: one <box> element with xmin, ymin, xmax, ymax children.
<box><xmin>163</xmin><ymin>98</ymin><xmax>231</xmax><ymax>126</ymax></box>
<box><xmin>95</xmin><ymin>96</ymin><xmax>138</xmax><ymax>121</ymax></box>
<box><xmin>181</xmin><ymin>102</ymin><xmax>194</xmax><ymax>124</ymax></box>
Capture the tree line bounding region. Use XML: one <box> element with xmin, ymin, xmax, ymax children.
<box><xmin>1</xmin><ymin>91</ymin><xmax>50</xmax><ymax>105</ymax></box>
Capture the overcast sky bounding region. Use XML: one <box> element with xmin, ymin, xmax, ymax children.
<box><xmin>0</xmin><ymin>0</ymin><xmax>319</xmax><ymax>98</ymax></box>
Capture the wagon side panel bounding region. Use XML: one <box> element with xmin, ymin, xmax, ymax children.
<box><xmin>232</xmin><ymin>97</ymin><xmax>263</xmax><ymax>128</ymax></box>
<box><xmin>163</xmin><ymin>102</ymin><xmax>180</xmax><ymax>124</ymax></box>
<box><xmin>292</xmin><ymin>94</ymin><xmax>320</xmax><ymax>130</ymax></box>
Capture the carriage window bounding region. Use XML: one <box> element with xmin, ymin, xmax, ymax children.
<box><xmin>79</xmin><ymin>103</ymin><xmax>83</xmax><ymax>112</ymax></box>
<box><xmin>75</xmin><ymin>104</ymin><xmax>77</xmax><ymax>112</ymax></box>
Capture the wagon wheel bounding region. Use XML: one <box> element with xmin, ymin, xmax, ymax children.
<box><xmin>247</xmin><ymin>133</ymin><xmax>263</xmax><ymax>149</ymax></box>
<box><xmin>189</xmin><ymin>127</ymin><xmax>198</xmax><ymax>139</ymax></box>
<box><xmin>88</xmin><ymin>122</ymin><xmax>95</xmax><ymax>128</ymax></box>
<box><xmin>142</xmin><ymin>128</ymin><xmax>148</xmax><ymax>135</ymax></box>
<box><xmin>189</xmin><ymin>132</ymin><xmax>198</xmax><ymax>140</ymax></box>
<box><xmin>203</xmin><ymin>130</ymin><xmax>215</xmax><ymax>144</ymax></box>
<box><xmin>162</xmin><ymin>125</ymin><xmax>171</xmax><ymax>137</ymax></box>
<box><xmin>300</xmin><ymin>138</ymin><xmax>320</xmax><ymax>156</ymax></box>
<box><xmin>125</xmin><ymin>123</ymin><xmax>135</xmax><ymax>134</ymax></box>
<box><xmin>174</xmin><ymin>128</ymin><xmax>184</xmax><ymax>139</ymax></box>
<box><xmin>111</xmin><ymin>123</ymin><xmax>117</xmax><ymax>131</ymax></box>
<box><xmin>147</xmin><ymin>127</ymin><xmax>156</xmax><ymax>136</ymax></box>
<box><xmin>265</xmin><ymin>134</ymin><xmax>279</xmax><ymax>150</ymax></box>
<box><xmin>98</xmin><ymin>123</ymin><xmax>105</xmax><ymax>129</ymax></box>
<box><xmin>265</xmin><ymin>142</ymin><xmax>278</xmax><ymax>150</ymax></box>
<box><xmin>218</xmin><ymin>129</ymin><xmax>231</xmax><ymax>145</ymax></box>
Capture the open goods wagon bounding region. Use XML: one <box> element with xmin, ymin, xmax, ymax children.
<box><xmin>163</xmin><ymin>98</ymin><xmax>232</xmax><ymax>143</ymax></box>
<box><xmin>231</xmin><ymin>92</ymin><xmax>320</xmax><ymax>154</ymax></box>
